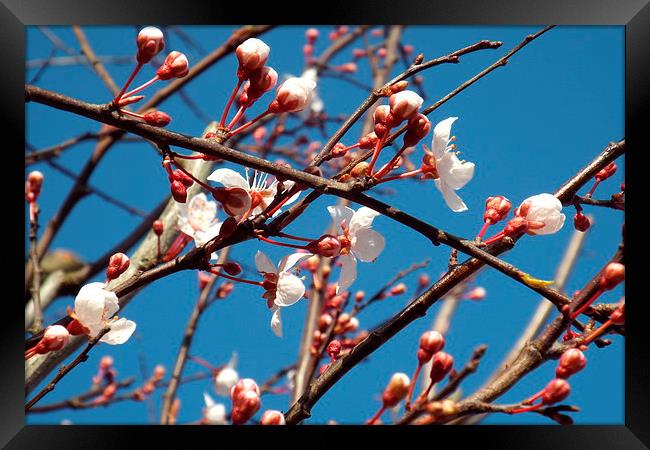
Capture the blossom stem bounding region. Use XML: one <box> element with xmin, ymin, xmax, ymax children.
<box><xmin>162</xmin><ymin>233</ymin><xmax>193</xmax><ymax>262</ymax></box>
<box><xmin>227</xmin><ymin>105</ymin><xmax>247</xmax><ymax>130</ymax></box>
<box><xmin>508</xmin><ymin>403</ymin><xmax>543</xmax><ymax>414</ymax></box>
<box><xmin>122</xmin><ymin>75</ymin><xmax>160</xmax><ymax>99</ymax></box>
<box><xmin>263</xmin><ymin>186</ymin><xmax>300</xmax><ymax>217</ymax></box>
<box><xmin>586</xmin><ymin>180</ymin><xmax>601</xmax><ymax>197</ymax></box>
<box><xmin>374</xmin><ymin>168</ymin><xmax>423</xmax><ymax>184</ymax></box>
<box><xmin>404</xmin><ymin>363</ymin><xmax>422</xmax><ymax>411</ymax></box>
<box><xmin>119</xmin><ymin>109</ymin><xmax>146</xmax><ymax>120</ymax></box>
<box><xmin>476</xmin><ymin>222</ymin><xmax>491</xmax><ymax>240</ymax></box>
<box><xmin>481</xmin><ymin>230</ymin><xmax>506</xmax><ymax>246</ymax></box>
<box><xmin>112</xmin><ymin>62</ymin><xmax>143</xmax><ymax>106</ymax></box>
<box><xmin>522</xmin><ymin>388</ymin><xmax>545</xmax><ymax>405</ymax></box>
<box><xmin>227</xmin><ymin>110</ymin><xmax>271</xmax><ymax>137</ymax></box>
<box><xmin>257</xmin><ymin>235</ymin><xmax>308</xmax><ymax>250</ymax></box>
<box><xmin>277</xmin><ymin>231</ymin><xmax>316</xmax><ymax>242</ymax></box>
<box><xmin>366</xmin><ymin>405</ymin><xmax>386</xmax><ymax>425</ymax></box>
<box><xmin>220</xmin><ymin>78</ymin><xmax>243</xmax><ymax>128</ymax></box>
<box><xmin>581</xmin><ymin>318</ymin><xmax>614</xmax><ymax>346</ymax></box>
<box><xmin>367</xmin><ymin>133</ymin><xmax>389</xmax><ymax>175</ymax></box>
<box><xmin>209</xmin><ymin>269</ymin><xmax>263</xmax><ymax>286</ymax></box>
<box><xmin>188</xmin><ymin>355</ymin><xmax>218</xmax><ymax>372</ymax></box>
<box><xmin>374</xmin><ymin>144</ymin><xmax>409</xmax><ymax>179</ymax></box>
<box><xmin>570</xmin><ymin>288</ymin><xmax>604</xmax><ymax>320</ymax></box>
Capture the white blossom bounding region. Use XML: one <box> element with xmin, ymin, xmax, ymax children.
<box><xmin>327</xmin><ymin>205</ymin><xmax>386</xmax><ymax>292</ymax></box>
<box><xmin>214</xmin><ymin>352</ymin><xmax>240</xmax><ymax>397</ymax></box>
<box><xmin>428</xmin><ymin>117</ymin><xmax>475</xmax><ymax>212</ymax></box>
<box><xmin>175</xmin><ymin>193</ymin><xmax>222</xmax><ymax>246</ymax></box>
<box><xmin>518</xmin><ymin>193</ymin><xmax>566</xmax><ymax>235</ymax></box>
<box><xmin>203</xmin><ymin>392</ymin><xmax>228</xmax><ymax>425</ymax></box>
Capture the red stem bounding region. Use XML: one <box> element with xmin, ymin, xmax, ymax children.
<box><xmin>258</xmin><ymin>235</ymin><xmax>309</xmax><ymax>250</ymax></box>
<box><xmin>482</xmin><ymin>230</ymin><xmax>506</xmax><ymax>246</ymax></box>
<box><xmin>366</xmin><ymin>405</ymin><xmax>386</xmax><ymax>425</ymax></box>
<box><xmin>374</xmin><ymin>168</ymin><xmax>423</xmax><ymax>184</ymax></box>
<box><xmin>404</xmin><ymin>363</ymin><xmax>422</xmax><ymax>410</ymax></box>
<box><xmin>122</xmin><ymin>75</ymin><xmax>160</xmax><ymax>99</ymax></box>
<box><xmin>220</xmin><ymin>79</ymin><xmax>243</xmax><ymax>127</ymax></box>
<box><xmin>227</xmin><ymin>105</ymin><xmax>247</xmax><ymax>130</ymax></box>
<box><xmin>112</xmin><ymin>62</ymin><xmax>143</xmax><ymax>105</ymax></box>
<box><xmin>209</xmin><ymin>270</ymin><xmax>263</xmax><ymax>286</ymax></box>
<box><xmin>476</xmin><ymin>222</ymin><xmax>491</xmax><ymax>240</ymax></box>
<box><xmin>227</xmin><ymin>110</ymin><xmax>271</xmax><ymax>137</ymax></box>
<box><xmin>570</xmin><ymin>288</ymin><xmax>604</xmax><ymax>320</ymax></box>
<box><xmin>374</xmin><ymin>144</ymin><xmax>408</xmax><ymax>179</ymax></box>
<box><xmin>367</xmin><ymin>133</ymin><xmax>389</xmax><ymax>175</ymax></box>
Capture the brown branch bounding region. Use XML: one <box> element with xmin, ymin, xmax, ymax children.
<box><xmin>160</xmin><ymin>247</ymin><xmax>230</xmax><ymax>424</ymax></box>
<box><xmin>24</xmin><ymin>24</ymin><xmax>274</xmax><ymax>295</ymax></box>
<box><xmin>282</xmin><ymin>140</ymin><xmax>624</xmax><ymax>424</ymax></box>
<box><xmin>72</xmin><ymin>25</ymin><xmax>120</xmax><ymax>96</ymax></box>
<box><xmin>28</xmin><ymin>205</ymin><xmax>43</xmax><ymax>333</ymax></box>
<box><xmin>575</xmin><ymin>194</ymin><xmax>624</xmax><ymax>211</ymax></box>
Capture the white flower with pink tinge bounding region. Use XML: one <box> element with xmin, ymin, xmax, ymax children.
<box><xmin>175</xmin><ymin>193</ymin><xmax>222</xmax><ymax>247</ymax></box>
<box><xmin>71</xmin><ymin>283</ymin><xmax>136</xmax><ymax>345</ymax></box>
<box><xmin>202</xmin><ymin>392</ymin><xmax>228</xmax><ymax>425</ymax></box>
<box><xmin>207</xmin><ymin>168</ymin><xmax>300</xmax><ymax>217</ymax></box>
<box><xmin>255</xmin><ymin>251</ymin><xmax>313</xmax><ymax>337</ymax></box>
<box><xmin>327</xmin><ymin>205</ymin><xmax>386</xmax><ymax>293</ymax></box>
<box><xmin>427</xmin><ymin>117</ymin><xmax>475</xmax><ymax>212</ymax></box>
<box><xmin>516</xmin><ymin>193</ymin><xmax>566</xmax><ymax>235</ymax></box>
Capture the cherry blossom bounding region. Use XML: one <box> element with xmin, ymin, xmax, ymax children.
<box><xmin>515</xmin><ymin>193</ymin><xmax>566</xmax><ymax>235</ymax></box>
<box><xmin>175</xmin><ymin>193</ymin><xmax>222</xmax><ymax>246</ymax></box>
<box><xmin>327</xmin><ymin>205</ymin><xmax>386</xmax><ymax>292</ymax></box>
<box><xmin>255</xmin><ymin>251</ymin><xmax>312</xmax><ymax>337</ymax></box>
<box><xmin>202</xmin><ymin>392</ymin><xmax>228</xmax><ymax>425</ymax></box>
<box><xmin>425</xmin><ymin>117</ymin><xmax>475</xmax><ymax>212</ymax></box>
<box><xmin>207</xmin><ymin>168</ymin><xmax>299</xmax><ymax>218</ymax></box>
<box><xmin>69</xmin><ymin>282</ymin><xmax>136</xmax><ymax>345</ymax></box>
<box><xmin>214</xmin><ymin>352</ymin><xmax>240</xmax><ymax>397</ymax></box>
<box><xmin>268</xmin><ymin>76</ymin><xmax>317</xmax><ymax>113</ymax></box>
<box><xmin>236</xmin><ymin>38</ymin><xmax>270</xmax><ymax>78</ymax></box>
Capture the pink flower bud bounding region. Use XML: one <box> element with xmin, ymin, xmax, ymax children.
<box><xmin>388</xmin><ymin>90</ymin><xmax>423</xmax><ymax>124</ymax></box>
<box><xmin>106</xmin><ymin>252</ymin><xmax>130</xmax><ymax>281</ymax></box>
<box><xmin>236</xmin><ymin>38</ymin><xmax>270</xmax><ymax>79</ymax></box>
<box><xmin>307</xmin><ymin>234</ymin><xmax>342</xmax><ymax>257</ymax></box>
<box><xmin>464</xmin><ymin>287</ymin><xmax>486</xmax><ymax>301</ymax></box>
<box><xmin>42</xmin><ymin>325</ymin><xmax>70</xmax><ymax>352</ymax></box>
<box><xmin>261</xmin><ymin>410</ymin><xmax>286</xmax><ymax>425</ymax></box>
<box><xmin>99</xmin><ymin>355</ymin><xmax>114</xmax><ymax>370</ymax></box>
<box><xmin>377</xmin><ymin>48</ymin><xmax>387</xmax><ymax>58</ymax></box>
<box><xmin>354</xmin><ymin>291</ymin><xmax>365</xmax><ymax>303</ymax></box>
<box><xmin>144</xmin><ymin>111</ymin><xmax>171</xmax><ymax>127</ymax></box>
<box><xmin>573</xmin><ymin>212</ymin><xmax>591</xmax><ymax>232</ymax></box>
<box><xmin>230</xmin><ymin>378</ymin><xmax>260</xmax><ymax>402</ymax></box>
<box><xmin>338</xmin><ymin>26</ymin><xmax>349</xmax><ymax>34</ymax></box>
<box><xmin>403</xmin><ymin>113</ymin><xmax>431</xmax><ymax>147</ymax></box>
<box><xmin>117</xmin><ymin>95</ymin><xmax>145</xmax><ymax>107</ymax></box>
<box><xmin>610</xmin><ymin>303</ymin><xmax>625</xmax><ymax>325</ymax></box>
<box><xmin>317</xmin><ymin>313</ymin><xmax>333</xmax><ymax>331</ymax></box>
<box><xmin>418</xmin><ymin>274</ymin><xmax>430</xmax><ymax>287</ymax></box>
<box><xmin>541</xmin><ymin>378</ymin><xmax>571</xmax><ymax>405</ymax></box>
<box><xmin>371</xmin><ymin>28</ymin><xmax>384</xmax><ymax>37</ymax></box>
<box><xmin>419</xmin><ymin>330</ymin><xmax>444</xmax><ymax>354</ymax></box>
<box><xmin>352</xmin><ymin>48</ymin><xmax>366</xmax><ymax>59</ymax></box>
<box><xmin>253</xmin><ymin>126</ymin><xmax>267</xmax><ymax>144</ymax></box>
<box><xmin>241</xmin><ymin>66</ymin><xmax>278</xmax><ymax>106</ymax></box>
<box><xmin>331</xmin><ymin>143</ymin><xmax>348</xmax><ymax>158</ymax></box>
<box><xmin>231</xmin><ymin>389</ymin><xmax>261</xmax><ymax>425</ymax></box>
<box><xmin>26</xmin><ymin>171</ymin><xmax>44</xmax><ymax>199</ymax></box>
<box><xmin>337</xmin><ymin>62</ymin><xmax>357</xmax><ymax>73</ymax></box>
<box><xmin>600</xmin><ymin>262</ymin><xmax>624</xmax><ymax>291</ymax></box>
<box><xmin>198</xmin><ymin>272</ymin><xmax>214</xmax><ymax>291</ymax></box>
<box><xmin>556</xmin><ymin>348</ymin><xmax>586</xmax><ymax>379</ymax></box>
<box><xmin>222</xmin><ymin>262</ymin><xmax>242</xmax><ymax>276</ymax></box>
<box><xmin>152</xmin><ymin>220</ymin><xmax>164</xmax><ymax>236</ymax></box>
<box><xmin>358</xmin><ymin>132</ymin><xmax>379</xmax><ymax>150</ymax></box>
<box><xmin>171</xmin><ymin>169</ymin><xmax>194</xmax><ymax>188</ymax></box>
<box><xmin>595</xmin><ymin>162</ymin><xmax>617</xmax><ymax>182</ymax></box>
<box><xmin>216</xmin><ymin>282</ymin><xmax>234</xmax><ymax>299</ymax></box>
<box><xmin>303</xmin><ymin>44</ymin><xmax>314</xmax><ymax>59</ymax></box>
<box><xmin>153</xmin><ymin>364</ymin><xmax>166</xmax><ymax>381</ymax></box>
<box><xmin>484</xmin><ymin>196</ymin><xmax>512</xmax><ymax>224</ymax></box>
<box><xmin>403</xmin><ymin>44</ymin><xmax>414</xmax><ymax>54</ymax></box>
<box><xmin>373</xmin><ymin>105</ymin><xmax>390</xmax><ymax>126</ymax></box>
<box><xmin>171</xmin><ymin>180</ymin><xmax>188</xmax><ymax>203</ymax></box>
<box><xmin>327</xmin><ymin>340</ymin><xmax>342</xmax><ymax>358</ymax></box>
<box><xmin>156</xmin><ymin>51</ymin><xmax>189</xmax><ymax>80</ymax></box>
<box><xmin>136</xmin><ymin>26</ymin><xmax>165</xmax><ymax>64</ymax></box>
<box><xmin>268</xmin><ymin>77</ymin><xmax>317</xmax><ymax>113</ymax></box>
<box><xmin>305</xmin><ymin>28</ymin><xmax>319</xmax><ymax>44</ymax></box>
<box><xmin>429</xmin><ymin>352</ymin><xmax>453</xmax><ymax>384</ymax></box>
<box><xmin>390</xmin><ymin>283</ymin><xmax>407</xmax><ymax>296</ymax></box>
<box><xmin>382</xmin><ymin>373</ymin><xmax>410</xmax><ymax>407</ymax></box>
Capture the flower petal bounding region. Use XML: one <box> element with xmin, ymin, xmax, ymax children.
<box><xmin>351</xmin><ymin>228</ymin><xmax>385</xmax><ymax>262</ymax></box>
<box><xmin>203</xmin><ymin>392</ymin><xmax>215</xmax><ymax>408</ymax></box>
<box><xmin>431</xmin><ymin>117</ymin><xmax>458</xmax><ymax>159</ymax></box>
<box><xmin>270</xmin><ymin>306</ymin><xmax>283</xmax><ymax>337</ymax></box>
<box><xmin>74</xmin><ymin>283</ymin><xmax>116</xmax><ymax>327</ymax></box>
<box><xmin>255</xmin><ymin>250</ymin><xmax>277</xmax><ymax>273</ymax></box>
<box><xmin>194</xmin><ymin>221</ymin><xmax>222</xmax><ymax>247</ymax></box>
<box><xmin>336</xmin><ymin>253</ymin><xmax>357</xmax><ymax>293</ymax></box>
<box><xmin>349</xmin><ymin>207</ymin><xmax>381</xmax><ymax>235</ymax></box>
<box><xmin>435</xmin><ymin>179</ymin><xmax>468</xmax><ymax>212</ymax></box>
<box><xmin>207</xmin><ymin>168</ymin><xmax>250</xmax><ymax>189</ymax></box>
<box><xmin>327</xmin><ymin>205</ymin><xmax>355</xmax><ymax>231</ymax></box>
<box><xmin>436</xmin><ymin>153</ymin><xmax>475</xmax><ymax>190</ymax></box>
<box><xmin>100</xmin><ymin>318</ymin><xmax>136</xmax><ymax>345</ymax></box>
<box><xmin>275</xmin><ymin>273</ymin><xmax>306</xmax><ymax>307</ymax></box>
<box><xmin>278</xmin><ymin>252</ymin><xmax>313</xmax><ymax>272</ymax></box>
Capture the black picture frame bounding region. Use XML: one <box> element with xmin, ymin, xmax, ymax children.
<box><xmin>5</xmin><ymin>0</ymin><xmax>648</xmax><ymax>448</ymax></box>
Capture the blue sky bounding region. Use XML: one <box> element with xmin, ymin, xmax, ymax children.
<box><xmin>25</xmin><ymin>25</ymin><xmax>624</xmax><ymax>425</ymax></box>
